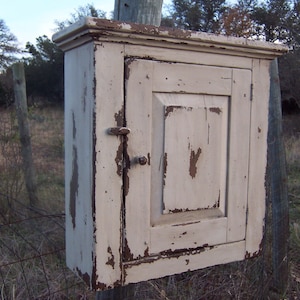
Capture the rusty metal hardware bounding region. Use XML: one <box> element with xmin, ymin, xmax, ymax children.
<box><xmin>107</xmin><ymin>127</ymin><xmax>131</xmax><ymax>136</ymax></box>
<box><xmin>136</xmin><ymin>156</ymin><xmax>148</xmax><ymax>165</ymax></box>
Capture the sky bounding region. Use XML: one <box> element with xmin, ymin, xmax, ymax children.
<box><xmin>1</xmin><ymin>0</ymin><xmax>172</xmax><ymax>48</ymax></box>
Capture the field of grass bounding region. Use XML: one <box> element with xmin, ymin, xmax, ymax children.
<box><xmin>0</xmin><ymin>106</ymin><xmax>299</xmax><ymax>299</ymax></box>
<box><xmin>283</xmin><ymin>114</ymin><xmax>300</xmax><ymax>298</ymax></box>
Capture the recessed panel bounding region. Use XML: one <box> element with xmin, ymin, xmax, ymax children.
<box><xmin>151</xmin><ymin>93</ymin><xmax>228</xmax><ymax>223</ymax></box>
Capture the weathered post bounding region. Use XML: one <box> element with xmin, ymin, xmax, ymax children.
<box><xmin>267</xmin><ymin>59</ymin><xmax>289</xmax><ymax>294</ymax></box>
<box><xmin>12</xmin><ymin>62</ymin><xmax>38</xmax><ymax>208</ymax></box>
<box><xmin>96</xmin><ymin>2</ymin><xmax>163</xmax><ymax>299</ymax></box>
<box><xmin>114</xmin><ymin>0</ymin><xmax>163</xmax><ymax>26</ymax></box>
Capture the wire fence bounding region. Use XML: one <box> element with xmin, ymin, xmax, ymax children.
<box><xmin>0</xmin><ymin>106</ymin><xmax>94</xmax><ymax>299</ymax></box>
<box><xmin>0</xmin><ymin>105</ymin><xmax>299</xmax><ymax>299</ymax></box>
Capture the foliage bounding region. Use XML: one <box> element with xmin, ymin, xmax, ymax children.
<box><xmin>278</xmin><ymin>48</ymin><xmax>300</xmax><ymax>110</ymax></box>
<box><xmin>0</xmin><ymin>19</ymin><xmax>21</xmax><ymax>70</ymax></box>
<box><xmin>0</xmin><ymin>67</ymin><xmax>14</xmax><ymax>106</ymax></box>
<box><xmin>55</xmin><ymin>3</ymin><xmax>106</xmax><ymax>30</ymax></box>
<box><xmin>252</xmin><ymin>0</ymin><xmax>291</xmax><ymax>42</ymax></box>
<box><xmin>221</xmin><ymin>0</ymin><xmax>257</xmax><ymax>38</ymax></box>
<box><xmin>0</xmin><ymin>20</ymin><xmax>20</xmax><ymax>106</ymax></box>
<box><xmin>24</xmin><ymin>36</ymin><xmax>64</xmax><ymax>104</ymax></box>
<box><xmin>21</xmin><ymin>3</ymin><xmax>106</xmax><ymax>105</ymax></box>
<box><xmin>169</xmin><ymin>0</ymin><xmax>227</xmax><ymax>32</ymax></box>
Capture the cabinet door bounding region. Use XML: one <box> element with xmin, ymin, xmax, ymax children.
<box><xmin>123</xmin><ymin>59</ymin><xmax>251</xmax><ymax>280</ymax></box>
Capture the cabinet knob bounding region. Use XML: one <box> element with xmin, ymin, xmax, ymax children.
<box><xmin>136</xmin><ymin>156</ymin><xmax>148</xmax><ymax>165</ymax></box>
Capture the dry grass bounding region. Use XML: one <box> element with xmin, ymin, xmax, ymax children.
<box><xmin>0</xmin><ymin>106</ymin><xmax>93</xmax><ymax>299</ymax></box>
<box><xmin>0</xmin><ymin>107</ymin><xmax>299</xmax><ymax>299</ymax></box>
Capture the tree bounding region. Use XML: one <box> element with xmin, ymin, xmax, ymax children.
<box><xmin>252</xmin><ymin>0</ymin><xmax>291</xmax><ymax>42</ymax></box>
<box><xmin>222</xmin><ymin>0</ymin><xmax>257</xmax><ymax>38</ymax></box>
<box><xmin>167</xmin><ymin>0</ymin><xmax>227</xmax><ymax>33</ymax></box>
<box><xmin>55</xmin><ymin>3</ymin><xmax>106</xmax><ymax>30</ymax></box>
<box><xmin>24</xmin><ymin>36</ymin><xmax>64</xmax><ymax>104</ymax></box>
<box><xmin>23</xmin><ymin>3</ymin><xmax>106</xmax><ymax>105</ymax></box>
<box><xmin>284</xmin><ymin>0</ymin><xmax>300</xmax><ymax>47</ymax></box>
<box><xmin>0</xmin><ymin>19</ymin><xmax>21</xmax><ymax>70</ymax></box>
<box><xmin>0</xmin><ymin>67</ymin><xmax>14</xmax><ymax>106</ymax></box>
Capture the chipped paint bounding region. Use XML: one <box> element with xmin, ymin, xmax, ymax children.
<box><xmin>125</xmin><ymin>58</ymin><xmax>135</xmax><ymax>80</ymax></box>
<box><xmin>189</xmin><ymin>148</ymin><xmax>202</xmax><ymax>178</ymax></box>
<box><xmin>159</xmin><ymin>244</ymin><xmax>214</xmax><ymax>259</ymax></box>
<box><xmin>123</xmin><ymin>238</ymin><xmax>134</xmax><ymax>261</ymax></box>
<box><xmin>172</xmin><ymin>220</ymin><xmax>202</xmax><ymax>227</ymax></box>
<box><xmin>213</xmin><ymin>190</ymin><xmax>221</xmax><ymax>208</ymax></box>
<box><xmin>209</xmin><ymin>107</ymin><xmax>222</xmax><ymax>114</ymax></box>
<box><xmin>165</xmin><ymin>105</ymin><xmax>193</xmax><ymax>118</ymax></box>
<box><xmin>76</xmin><ymin>267</ymin><xmax>91</xmax><ymax>287</ymax></box>
<box><xmin>72</xmin><ymin>112</ymin><xmax>76</xmax><ymax>140</ymax></box>
<box><xmin>123</xmin><ymin>136</ymin><xmax>130</xmax><ymax>196</ymax></box>
<box><xmin>164</xmin><ymin>105</ymin><xmax>182</xmax><ymax>118</ymax></box>
<box><xmin>115</xmin><ymin>142</ymin><xmax>123</xmax><ymax>177</ymax></box>
<box><xmin>114</xmin><ymin>106</ymin><xmax>124</xmax><ymax>127</ymax></box>
<box><xmin>122</xmin><ymin>244</ymin><xmax>215</xmax><ymax>268</ymax></box>
<box><xmin>147</xmin><ymin>153</ymin><xmax>151</xmax><ymax>165</ymax></box>
<box><xmin>70</xmin><ymin>145</ymin><xmax>78</xmax><ymax>229</ymax></box>
<box><xmin>123</xmin><ymin>172</ymin><xmax>130</xmax><ymax>197</ymax></box>
<box><xmin>163</xmin><ymin>152</ymin><xmax>168</xmax><ymax>185</ymax></box>
<box><xmin>144</xmin><ymin>247</ymin><xmax>149</xmax><ymax>257</ymax></box>
<box><xmin>106</xmin><ymin>246</ymin><xmax>115</xmax><ymax>269</ymax></box>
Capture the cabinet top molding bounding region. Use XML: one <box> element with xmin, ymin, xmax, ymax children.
<box><xmin>53</xmin><ymin>17</ymin><xmax>288</xmax><ymax>59</ymax></box>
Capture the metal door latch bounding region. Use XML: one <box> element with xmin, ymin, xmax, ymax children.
<box><xmin>107</xmin><ymin>127</ymin><xmax>131</xmax><ymax>136</ymax></box>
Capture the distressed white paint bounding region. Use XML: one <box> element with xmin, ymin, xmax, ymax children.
<box><xmin>125</xmin><ymin>60</ymin><xmax>251</xmax><ymax>258</ymax></box>
<box><xmin>53</xmin><ymin>18</ymin><xmax>288</xmax><ymax>290</ymax></box>
<box><xmin>246</xmin><ymin>59</ymin><xmax>271</xmax><ymax>255</ymax></box>
<box><xmin>93</xmin><ymin>43</ymin><xmax>125</xmax><ymax>287</ymax></box>
<box><xmin>64</xmin><ymin>42</ymin><xmax>96</xmax><ymax>285</ymax></box>
<box><xmin>161</xmin><ymin>94</ymin><xmax>228</xmax><ymax>214</ymax></box>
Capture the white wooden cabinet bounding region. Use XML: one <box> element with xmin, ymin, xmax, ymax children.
<box><xmin>53</xmin><ymin>18</ymin><xmax>287</xmax><ymax>290</ymax></box>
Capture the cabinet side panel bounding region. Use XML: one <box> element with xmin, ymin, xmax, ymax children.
<box><xmin>245</xmin><ymin>59</ymin><xmax>270</xmax><ymax>256</ymax></box>
<box><xmin>64</xmin><ymin>42</ymin><xmax>95</xmax><ymax>286</ymax></box>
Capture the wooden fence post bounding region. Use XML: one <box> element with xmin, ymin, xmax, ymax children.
<box><xmin>267</xmin><ymin>59</ymin><xmax>289</xmax><ymax>294</ymax></box>
<box><xmin>114</xmin><ymin>0</ymin><xmax>163</xmax><ymax>26</ymax></box>
<box><xmin>12</xmin><ymin>62</ymin><xmax>38</xmax><ymax>208</ymax></box>
<box><xmin>96</xmin><ymin>1</ymin><xmax>163</xmax><ymax>299</ymax></box>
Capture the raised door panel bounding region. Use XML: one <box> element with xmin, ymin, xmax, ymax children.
<box><xmin>124</xmin><ymin>59</ymin><xmax>251</xmax><ymax>263</ymax></box>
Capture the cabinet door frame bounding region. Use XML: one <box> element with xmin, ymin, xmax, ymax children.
<box><xmin>123</xmin><ymin>59</ymin><xmax>252</xmax><ymax>273</ymax></box>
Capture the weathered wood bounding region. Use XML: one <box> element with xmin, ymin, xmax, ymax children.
<box><xmin>12</xmin><ymin>62</ymin><xmax>38</xmax><ymax>207</ymax></box>
<box><xmin>53</xmin><ymin>16</ymin><xmax>288</xmax><ymax>294</ymax></box>
<box><xmin>114</xmin><ymin>0</ymin><xmax>163</xmax><ymax>26</ymax></box>
<box><xmin>96</xmin><ymin>2</ymin><xmax>164</xmax><ymax>299</ymax></box>
<box><xmin>245</xmin><ymin>58</ymin><xmax>270</xmax><ymax>255</ymax></box>
<box><xmin>124</xmin><ymin>59</ymin><xmax>251</xmax><ymax>263</ymax></box>
<box><xmin>267</xmin><ymin>59</ymin><xmax>289</xmax><ymax>294</ymax></box>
